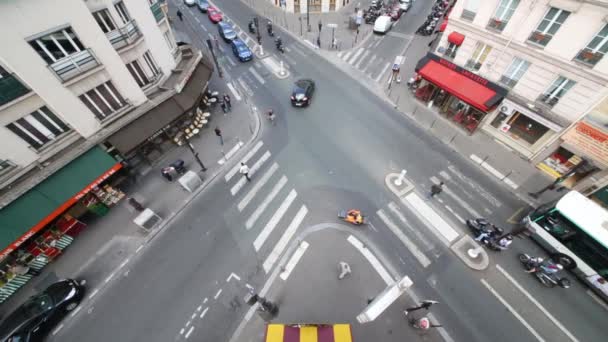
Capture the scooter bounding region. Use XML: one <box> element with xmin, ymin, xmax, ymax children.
<box><xmin>519</xmin><ymin>254</ymin><xmax>571</xmax><ymax>288</ymax></box>
<box><xmin>338</xmin><ymin>209</ymin><xmax>369</xmax><ymax>226</ymax></box>
<box><xmin>275</xmin><ymin>38</ymin><xmax>285</xmax><ymax>53</ymax></box>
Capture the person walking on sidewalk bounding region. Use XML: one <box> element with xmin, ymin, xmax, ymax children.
<box><xmin>267</xmin><ymin>109</ymin><xmax>276</xmax><ymax>126</ymax></box>
<box><xmin>214</xmin><ymin>127</ymin><xmax>223</xmax><ymax>145</ymax></box>
<box><xmin>223</xmin><ymin>94</ymin><xmax>231</xmax><ymax>111</ymax></box>
<box><xmin>404</xmin><ymin>300</ymin><xmax>439</xmax><ymax>316</ymax></box>
<box><xmin>239</xmin><ymin>162</ymin><xmax>251</xmax><ymax>181</ymax></box>
<box><xmin>430</xmin><ymin>182</ymin><xmax>444</xmax><ymax>198</ymax></box>
<box><xmin>177</xmin><ymin>10</ymin><xmax>183</xmax><ymax>21</ymax></box>
<box><xmin>221</xmin><ymin>100</ymin><xmax>227</xmax><ymax>113</ymax></box>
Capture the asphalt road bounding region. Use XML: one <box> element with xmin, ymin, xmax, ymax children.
<box><xmin>49</xmin><ymin>1</ymin><xmax>608</xmax><ymax>341</ymax></box>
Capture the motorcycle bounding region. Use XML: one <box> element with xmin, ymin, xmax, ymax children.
<box><xmin>275</xmin><ymin>38</ymin><xmax>284</xmax><ymax>53</ymax></box>
<box><xmin>466</xmin><ymin>218</ymin><xmax>507</xmax><ymax>250</ymax></box>
<box><xmin>519</xmin><ymin>254</ymin><xmax>571</xmax><ymax>288</ymax></box>
<box><xmin>338</xmin><ymin>209</ymin><xmax>369</xmax><ymax>226</ymax></box>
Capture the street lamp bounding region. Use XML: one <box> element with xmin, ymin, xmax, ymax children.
<box><xmin>186</xmin><ymin>141</ymin><xmax>207</xmax><ymax>172</ymax></box>
<box><xmin>307</xmin><ymin>0</ymin><xmax>311</xmax><ymax>32</ymax></box>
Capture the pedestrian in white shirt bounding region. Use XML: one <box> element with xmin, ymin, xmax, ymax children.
<box><xmin>239</xmin><ymin>162</ymin><xmax>251</xmax><ymax>181</ymax></box>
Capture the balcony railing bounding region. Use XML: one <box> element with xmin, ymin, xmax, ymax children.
<box><xmin>150</xmin><ymin>1</ymin><xmax>165</xmax><ymax>23</ymax></box>
<box><xmin>0</xmin><ymin>73</ymin><xmax>30</xmax><ymax>106</ymax></box>
<box><xmin>106</xmin><ymin>20</ymin><xmax>142</xmax><ymax>50</ymax></box>
<box><xmin>0</xmin><ymin>160</ymin><xmax>17</xmax><ymax>178</ymax></box>
<box><xmin>49</xmin><ymin>49</ymin><xmax>100</xmax><ymax>82</ymax></box>
<box><xmin>574</xmin><ymin>48</ymin><xmax>604</xmax><ymax>67</ymax></box>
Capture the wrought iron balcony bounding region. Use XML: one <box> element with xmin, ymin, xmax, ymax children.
<box><xmin>49</xmin><ymin>49</ymin><xmax>100</xmax><ymax>82</ymax></box>
<box><xmin>106</xmin><ymin>20</ymin><xmax>142</xmax><ymax>50</ymax></box>
<box><xmin>0</xmin><ymin>73</ymin><xmax>30</xmax><ymax>106</ymax></box>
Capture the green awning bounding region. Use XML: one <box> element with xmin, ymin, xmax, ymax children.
<box><xmin>0</xmin><ymin>146</ymin><xmax>119</xmax><ymax>256</ymax></box>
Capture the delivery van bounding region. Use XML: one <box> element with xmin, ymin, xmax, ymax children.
<box><xmin>373</xmin><ymin>15</ymin><xmax>393</xmax><ymax>34</ymax></box>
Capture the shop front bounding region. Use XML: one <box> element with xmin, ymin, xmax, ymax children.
<box><xmin>483</xmin><ymin>98</ymin><xmax>564</xmax><ymax>158</ymax></box>
<box><xmin>0</xmin><ymin>146</ymin><xmax>126</xmax><ymax>303</ymax></box>
<box><xmin>106</xmin><ymin>57</ymin><xmax>214</xmax><ymax>170</ymax></box>
<box><xmin>414</xmin><ymin>53</ymin><xmax>508</xmax><ymax>134</ymax></box>
<box><xmin>536</xmin><ymin>121</ymin><xmax>606</xmax><ymax>189</ymax></box>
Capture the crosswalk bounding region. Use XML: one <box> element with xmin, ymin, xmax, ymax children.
<box><xmin>223</xmin><ymin>140</ymin><xmax>309</xmax><ymax>274</ymax></box>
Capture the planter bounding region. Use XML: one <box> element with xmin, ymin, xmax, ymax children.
<box><xmin>532</xmin><ymin>32</ymin><xmax>546</xmax><ymax>42</ymax></box>
<box><xmin>581</xmin><ymin>51</ymin><xmax>596</xmax><ymax>60</ymax></box>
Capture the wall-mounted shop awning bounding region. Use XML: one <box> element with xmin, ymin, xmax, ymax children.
<box><xmin>415</xmin><ymin>53</ymin><xmax>508</xmax><ymax>112</ymax></box>
<box><xmin>448</xmin><ymin>31</ymin><xmax>465</xmax><ymax>46</ymax></box>
<box><xmin>0</xmin><ymin>147</ymin><xmax>121</xmax><ymax>259</ymax></box>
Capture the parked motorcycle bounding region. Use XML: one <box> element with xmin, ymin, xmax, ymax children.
<box><xmin>519</xmin><ymin>254</ymin><xmax>571</xmax><ymax>288</ymax></box>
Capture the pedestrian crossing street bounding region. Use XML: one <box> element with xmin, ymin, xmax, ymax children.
<box><xmin>224</xmin><ymin>140</ymin><xmax>308</xmax><ymax>274</ymax></box>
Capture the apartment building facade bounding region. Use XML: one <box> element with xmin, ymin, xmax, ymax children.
<box><xmin>413</xmin><ymin>0</ymin><xmax>608</xmax><ymax>193</ymax></box>
<box><xmin>0</xmin><ymin>0</ymin><xmax>213</xmax><ymax>298</ymax></box>
<box><xmin>268</xmin><ymin>0</ymin><xmax>351</xmax><ymax>13</ymax></box>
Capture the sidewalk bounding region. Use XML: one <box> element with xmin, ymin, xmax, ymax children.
<box><xmin>241</xmin><ymin>0</ymin><xmax>375</xmax><ymax>51</ymax></box>
<box><xmin>0</xmin><ymin>74</ymin><xmax>258</xmax><ymax>318</ymax></box>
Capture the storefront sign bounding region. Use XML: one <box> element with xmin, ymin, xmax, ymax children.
<box><xmin>562</xmin><ymin>121</ymin><xmax>608</xmax><ymax>165</ymax></box>
<box><xmin>437</xmin><ymin>59</ymin><xmax>489</xmax><ymax>86</ymax></box>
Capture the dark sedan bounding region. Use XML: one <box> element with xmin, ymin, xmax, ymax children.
<box><xmin>0</xmin><ymin>279</ymin><xmax>85</xmax><ymax>342</ymax></box>
<box><xmin>231</xmin><ymin>39</ymin><xmax>253</xmax><ymax>62</ymax></box>
<box><xmin>218</xmin><ymin>22</ymin><xmax>237</xmax><ymax>42</ymax></box>
<box><xmin>290</xmin><ymin>79</ymin><xmax>315</xmax><ymax>107</ymax></box>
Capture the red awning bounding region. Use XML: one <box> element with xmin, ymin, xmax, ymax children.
<box><xmin>417</xmin><ymin>59</ymin><xmax>501</xmax><ymax>112</ymax></box>
<box><xmin>448</xmin><ymin>32</ymin><xmax>465</xmax><ymax>46</ymax></box>
<box><xmin>439</xmin><ymin>20</ymin><xmax>448</xmax><ymax>32</ymax></box>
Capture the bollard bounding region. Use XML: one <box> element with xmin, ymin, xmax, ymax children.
<box><xmin>467</xmin><ymin>246</ymin><xmax>483</xmax><ymax>258</ymax></box>
<box><xmin>394</xmin><ymin>169</ymin><xmax>407</xmax><ymax>186</ymax></box>
<box><xmin>279</xmin><ymin>60</ymin><xmax>286</xmax><ymax>76</ymax></box>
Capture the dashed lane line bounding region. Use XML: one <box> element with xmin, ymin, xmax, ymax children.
<box><xmin>200</xmin><ymin>307</ymin><xmax>209</xmax><ymax>318</ymax></box>
<box><xmin>214</xmin><ymin>288</ymin><xmax>223</xmax><ymax>300</ymax></box>
<box><xmin>185</xmin><ymin>326</ymin><xmax>195</xmax><ymax>339</ymax></box>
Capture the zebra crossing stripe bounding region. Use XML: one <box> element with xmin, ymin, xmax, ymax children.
<box><xmin>238</xmin><ymin>163</ymin><xmax>279</xmax><ymax>212</ymax></box>
<box><xmin>254</xmin><ymin>189</ymin><xmax>297</xmax><ymax>249</ymax></box>
<box><xmin>355</xmin><ymin>50</ymin><xmax>371</xmax><ymax>69</ymax></box>
<box><xmin>230</xmin><ymin>151</ymin><xmax>271</xmax><ymax>196</ymax></box>
<box><xmin>263</xmin><ymin>205</ymin><xmax>308</xmax><ymax>273</ymax></box>
<box><xmin>246</xmin><ymin>175</ymin><xmax>288</xmax><ymax>230</ymax></box>
<box><xmin>347</xmin><ymin>48</ymin><xmax>364</xmax><ymax>64</ymax></box>
<box><xmin>377</xmin><ymin>209</ymin><xmax>431</xmax><ymax>268</ymax></box>
<box><xmin>225</xmin><ymin>141</ymin><xmax>263</xmax><ymax>182</ymax></box>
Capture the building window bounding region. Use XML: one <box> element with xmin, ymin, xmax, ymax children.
<box><xmin>310</xmin><ymin>0</ymin><xmax>322</xmax><ymax>12</ymax></box>
<box><xmin>79</xmin><ymin>81</ymin><xmax>127</xmax><ymax>120</ymax></box>
<box><xmin>500</xmin><ymin>57</ymin><xmax>530</xmax><ymax>88</ymax></box>
<box><xmin>329</xmin><ymin>0</ymin><xmax>336</xmax><ymax>11</ymax></box>
<box><xmin>465</xmin><ymin>42</ymin><xmax>492</xmax><ymax>71</ymax></box>
<box><xmin>114</xmin><ymin>1</ymin><xmax>131</xmax><ymax>25</ymax></box>
<box><xmin>294</xmin><ymin>0</ymin><xmax>300</xmax><ymax>13</ymax></box>
<box><xmin>490</xmin><ymin>110</ymin><xmax>550</xmax><ymax>146</ymax></box>
<box><xmin>461</xmin><ymin>0</ymin><xmax>480</xmax><ymax>21</ymax></box>
<box><xmin>0</xmin><ymin>160</ymin><xmax>17</xmax><ymax>177</ymax></box>
<box><xmin>488</xmin><ymin>0</ymin><xmax>520</xmax><ymax>32</ymax></box>
<box><xmin>5</xmin><ymin>106</ymin><xmax>70</xmax><ymax>150</ymax></box>
<box><xmin>444</xmin><ymin>42</ymin><xmax>459</xmax><ymax>59</ymax></box>
<box><xmin>163</xmin><ymin>31</ymin><xmax>175</xmax><ymax>50</ymax></box>
<box><xmin>575</xmin><ymin>24</ymin><xmax>608</xmax><ymax>67</ymax></box>
<box><xmin>538</xmin><ymin>76</ymin><xmax>575</xmax><ymax>107</ymax></box>
<box><xmin>143</xmin><ymin>51</ymin><xmax>160</xmax><ymax>76</ymax></box>
<box><xmin>126</xmin><ymin>53</ymin><xmax>159</xmax><ymax>88</ymax></box>
<box><xmin>93</xmin><ymin>8</ymin><xmax>116</xmax><ymax>33</ymax></box>
<box><xmin>126</xmin><ymin>60</ymin><xmax>150</xmax><ymax>87</ymax></box>
<box><xmin>528</xmin><ymin>7</ymin><xmax>570</xmax><ymax>47</ymax></box>
<box><xmin>29</xmin><ymin>27</ymin><xmax>85</xmax><ymax>65</ymax></box>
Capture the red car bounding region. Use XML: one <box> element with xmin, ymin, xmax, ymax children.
<box><xmin>390</xmin><ymin>5</ymin><xmax>402</xmax><ymax>21</ymax></box>
<box><xmin>207</xmin><ymin>6</ymin><xmax>223</xmax><ymax>23</ymax></box>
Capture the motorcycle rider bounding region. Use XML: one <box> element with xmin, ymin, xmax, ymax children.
<box><xmin>495</xmin><ymin>235</ymin><xmax>513</xmax><ymax>250</ymax></box>
<box><xmin>347</xmin><ymin>209</ymin><xmax>364</xmax><ymax>225</ymax></box>
<box><xmin>248</xmin><ymin>20</ymin><xmax>256</xmax><ymax>33</ymax></box>
<box><xmin>267</xmin><ymin>20</ymin><xmax>273</xmax><ymax>34</ymax></box>
<box><xmin>275</xmin><ymin>36</ymin><xmax>283</xmax><ymax>47</ymax></box>
<box><xmin>526</xmin><ymin>258</ymin><xmax>563</xmax><ymax>274</ymax></box>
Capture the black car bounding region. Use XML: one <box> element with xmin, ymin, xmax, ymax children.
<box><xmin>290</xmin><ymin>79</ymin><xmax>315</xmax><ymax>107</ymax></box>
<box><xmin>0</xmin><ymin>279</ymin><xmax>85</xmax><ymax>342</ymax></box>
<box><xmin>217</xmin><ymin>22</ymin><xmax>237</xmax><ymax>42</ymax></box>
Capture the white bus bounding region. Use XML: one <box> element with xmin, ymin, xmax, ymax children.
<box><xmin>524</xmin><ymin>191</ymin><xmax>608</xmax><ymax>300</ymax></box>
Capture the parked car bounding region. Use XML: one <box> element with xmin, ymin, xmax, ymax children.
<box><xmin>399</xmin><ymin>0</ymin><xmax>412</xmax><ymax>12</ymax></box>
<box><xmin>231</xmin><ymin>39</ymin><xmax>253</xmax><ymax>62</ymax></box>
<box><xmin>373</xmin><ymin>15</ymin><xmax>393</xmax><ymax>34</ymax></box>
<box><xmin>184</xmin><ymin>0</ymin><xmax>196</xmax><ymax>7</ymax></box>
<box><xmin>197</xmin><ymin>0</ymin><xmax>209</xmax><ymax>12</ymax></box>
<box><xmin>207</xmin><ymin>6</ymin><xmax>223</xmax><ymax>23</ymax></box>
<box><xmin>218</xmin><ymin>22</ymin><xmax>237</xmax><ymax>42</ymax></box>
<box><xmin>0</xmin><ymin>279</ymin><xmax>85</xmax><ymax>342</ymax></box>
<box><xmin>290</xmin><ymin>79</ymin><xmax>316</xmax><ymax>107</ymax></box>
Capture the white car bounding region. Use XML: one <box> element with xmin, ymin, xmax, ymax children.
<box><xmin>399</xmin><ymin>0</ymin><xmax>411</xmax><ymax>12</ymax></box>
<box><xmin>184</xmin><ymin>0</ymin><xmax>196</xmax><ymax>6</ymax></box>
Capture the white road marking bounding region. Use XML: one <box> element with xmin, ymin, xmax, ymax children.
<box><xmin>347</xmin><ymin>48</ymin><xmax>364</xmax><ymax>64</ymax></box>
<box><xmin>227</xmin><ymin>273</ymin><xmax>241</xmax><ymax>282</ymax></box>
<box><xmin>191</xmin><ymin>313</ymin><xmax>196</xmax><ymax>320</ymax></box>
<box><xmin>362</xmin><ymin>54</ymin><xmax>377</xmax><ymax>72</ymax></box>
<box><xmin>214</xmin><ymin>288</ymin><xmax>223</xmax><ymax>300</ymax></box>
<box><xmin>225</xmin><ymin>141</ymin><xmax>263</xmax><ymax>181</ymax></box>
<box><xmin>104</xmin><ymin>272</ymin><xmax>116</xmax><ymax>283</ymax></box>
<box><xmin>88</xmin><ymin>288</ymin><xmax>99</xmax><ymax>299</ymax></box>
<box><xmin>377</xmin><ymin>209</ymin><xmax>431</xmax><ymax>268</ymax></box>
<box><xmin>280</xmin><ymin>241</ymin><xmax>309</xmax><ymax>280</ymax></box>
<box><xmin>200</xmin><ymin>24</ymin><xmax>208</xmax><ymax>32</ymax></box>
<box><xmin>218</xmin><ymin>140</ymin><xmax>244</xmax><ymax>165</ymax></box>
<box><xmin>444</xmin><ymin>205</ymin><xmax>466</xmax><ymax>224</ymax></box>
<box><xmin>119</xmin><ymin>258</ymin><xmax>130</xmax><ymax>269</ymax></box>
<box><xmin>227</xmin><ymin>82</ymin><xmax>242</xmax><ymax>101</ymax></box>
<box><xmin>436</xmin><ymin>198</ymin><xmax>444</xmax><ymax>203</ymax></box>
<box><xmin>341</xmin><ymin>50</ymin><xmax>353</xmax><ymax>61</ymax></box>
<box><xmin>200</xmin><ymin>307</ymin><xmax>209</xmax><ymax>318</ymax></box>
<box><xmin>263</xmin><ymin>205</ymin><xmax>308</xmax><ymax>273</ymax></box>
<box><xmin>245</xmin><ymin>284</ymin><xmax>254</xmax><ymax>291</ymax></box>
<box><xmin>337</xmin><ymin>51</ymin><xmax>344</xmax><ymax>58</ymax></box>
<box><xmin>237</xmin><ymin>163</ymin><xmax>279</xmax><ymax>211</ymax></box>
<box><xmin>194</xmin><ymin>17</ymin><xmax>200</xmax><ymax>23</ymax></box>
<box><xmin>427</xmin><ymin>312</ymin><xmax>456</xmax><ymax>342</ymax></box>
<box><xmin>230</xmin><ymin>151</ymin><xmax>271</xmax><ymax>195</ymax></box>
<box><xmin>224</xmin><ymin>55</ymin><xmax>237</xmax><ymax>66</ymax></box>
<box><xmin>197</xmin><ymin>305</ymin><xmax>202</xmax><ymax>312</ymax></box>
<box><xmin>186</xmin><ymin>320</ymin><xmax>192</xmax><ymax>327</ymax></box>
<box><xmin>248</xmin><ymin>67</ymin><xmax>266</xmax><ymax>84</ymax></box>
<box><xmin>480</xmin><ymin>279</ymin><xmax>545</xmax><ymax>342</ymax></box>
<box><xmin>254</xmin><ymin>188</ymin><xmax>297</xmax><ymax>249</ymax></box>
<box><xmin>496</xmin><ymin>265</ymin><xmax>580</xmax><ymax>342</ymax></box>
<box><xmin>347</xmin><ymin>235</ymin><xmax>394</xmax><ymax>286</ymax></box>
<box><xmin>374</xmin><ymin>62</ymin><xmax>391</xmax><ymax>82</ymax></box>
<box><xmin>51</xmin><ymin>324</ymin><xmax>64</xmax><ymax>335</ymax></box>
<box><xmin>430</xmin><ymin>176</ymin><xmax>481</xmax><ymax>218</ymax></box>
<box><xmin>203</xmin><ymin>297</ymin><xmax>208</xmax><ymax>304</ymax></box>
<box><xmin>439</xmin><ymin>170</ymin><xmax>451</xmax><ymax>180</ymax></box>
<box><xmin>180</xmin><ymin>328</ymin><xmax>185</xmax><ymax>335</ymax></box>
<box><xmin>70</xmin><ymin>306</ymin><xmax>81</xmax><ymax>317</ymax></box>
<box><xmin>355</xmin><ymin>50</ymin><xmax>371</xmax><ymax>69</ymax></box>
<box><xmin>135</xmin><ymin>245</ymin><xmax>144</xmax><ymax>253</ymax></box>
<box><xmin>283</xmin><ymin>54</ymin><xmax>297</xmax><ymax>66</ymax></box>
<box><xmin>448</xmin><ymin>164</ymin><xmax>503</xmax><ymax>208</ymax></box>
<box><xmin>185</xmin><ymin>326</ymin><xmax>195</xmax><ymax>339</ymax></box>
<box><xmin>388</xmin><ymin>202</ymin><xmax>433</xmax><ymax>250</ymax></box>
<box><xmin>246</xmin><ymin>175</ymin><xmax>288</xmax><ymax>230</ymax></box>
<box><xmin>402</xmin><ymin>192</ymin><xmax>460</xmax><ymax>245</ymax></box>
